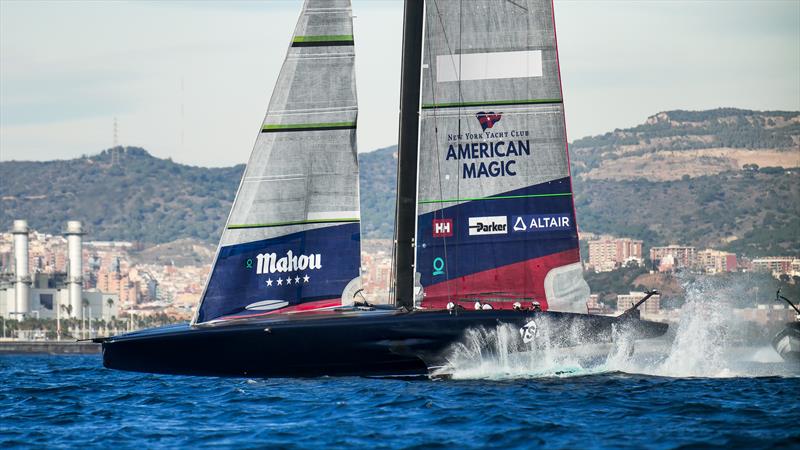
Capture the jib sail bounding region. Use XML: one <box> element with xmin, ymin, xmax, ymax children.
<box><xmin>195</xmin><ymin>0</ymin><xmax>360</xmax><ymax>323</ymax></box>
<box><xmin>414</xmin><ymin>0</ymin><xmax>589</xmax><ymax>312</ymax></box>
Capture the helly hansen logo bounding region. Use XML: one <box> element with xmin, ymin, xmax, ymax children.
<box><xmin>432</xmin><ymin>219</ymin><xmax>453</xmax><ymax>238</ymax></box>
<box><xmin>476</xmin><ymin>112</ymin><xmax>502</xmax><ymax>131</ymax></box>
<box><xmin>468</xmin><ymin>216</ymin><xmax>508</xmax><ymax>235</ymax></box>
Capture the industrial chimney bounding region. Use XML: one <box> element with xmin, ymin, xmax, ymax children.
<box><xmin>65</xmin><ymin>221</ymin><xmax>84</xmax><ymax>319</ymax></box>
<box><xmin>11</xmin><ymin>220</ymin><xmax>30</xmax><ymax>320</ymax></box>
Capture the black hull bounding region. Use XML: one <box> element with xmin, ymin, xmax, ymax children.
<box><xmin>100</xmin><ymin>309</ymin><xmax>668</xmax><ymax>377</ymax></box>
<box><xmin>772</xmin><ymin>322</ymin><xmax>800</xmax><ymax>363</ymax></box>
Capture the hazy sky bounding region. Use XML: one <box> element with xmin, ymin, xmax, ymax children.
<box><xmin>1</xmin><ymin>0</ymin><xmax>798</xmax><ymax>167</ymax></box>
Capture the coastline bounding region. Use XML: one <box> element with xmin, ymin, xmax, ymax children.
<box><xmin>0</xmin><ymin>341</ymin><xmax>100</xmax><ymax>355</ymax></box>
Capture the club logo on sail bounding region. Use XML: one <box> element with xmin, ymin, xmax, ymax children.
<box><xmin>255</xmin><ymin>250</ymin><xmax>322</xmax><ymax>274</ymax></box>
<box><xmin>476</xmin><ymin>112</ymin><xmax>502</xmax><ymax>131</ymax></box>
<box><xmin>432</xmin><ymin>257</ymin><xmax>445</xmax><ymax>276</ymax></box>
<box><xmin>468</xmin><ymin>216</ymin><xmax>508</xmax><ymax>235</ymax></box>
<box><xmin>432</xmin><ymin>218</ymin><xmax>453</xmax><ymax>238</ymax></box>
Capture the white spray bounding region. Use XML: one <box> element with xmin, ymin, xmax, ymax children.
<box><xmin>434</xmin><ymin>275</ymin><xmax>794</xmax><ymax>380</ymax></box>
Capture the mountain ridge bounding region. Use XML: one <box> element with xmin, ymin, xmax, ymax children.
<box><xmin>1</xmin><ymin>108</ymin><xmax>797</xmax><ymax>256</ymax></box>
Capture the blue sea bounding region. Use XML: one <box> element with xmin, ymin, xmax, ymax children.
<box><xmin>1</xmin><ymin>349</ymin><xmax>798</xmax><ymax>449</ymax></box>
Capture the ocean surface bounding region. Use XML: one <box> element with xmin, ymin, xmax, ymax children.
<box><xmin>3</xmin><ymin>287</ymin><xmax>800</xmax><ymax>449</ymax></box>
<box><xmin>1</xmin><ymin>344</ymin><xmax>798</xmax><ymax>449</ymax></box>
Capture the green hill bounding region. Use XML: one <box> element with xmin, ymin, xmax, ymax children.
<box><xmin>572</xmin><ymin>171</ymin><xmax>799</xmax><ymax>256</ymax></box>
<box><xmin>571</xmin><ymin>108</ymin><xmax>798</xmax><ymax>181</ymax></box>
<box><xmin>359</xmin><ymin>146</ymin><xmax>397</xmax><ymax>238</ymax></box>
<box><xmin>1</xmin><ymin>108</ymin><xmax>797</xmax><ymax>257</ymax></box>
<box><xmin>0</xmin><ymin>148</ymin><xmax>243</xmax><ymax>243</ymax></box>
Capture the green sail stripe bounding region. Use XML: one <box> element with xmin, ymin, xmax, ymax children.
<box><xmin>228</xmin><ymin>218</ymin><xmax>360</xmax><ymax>229</ymax></box>
<box><xmin>262</xmin><ymin>122</ymin><xmax>356</xmax><ymax>131</ymax></box>
<box><xmin>418</xmin><ymin>192</ymin><xmax>572</xmax><ymax>205</ymax></box>
<box><xmin>292</xmin><ymin>35</ymin><xmax>354</xmax><ymax>43</ymax></box>
<box><xmin>421</xmin><ymin>98</ymin><xmax>563</xmax><ymax>109</ymax></box>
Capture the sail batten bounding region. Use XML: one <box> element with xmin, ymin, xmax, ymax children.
<box><xmin>194</xmin><ymin>0</ymin><xmax>360</xmax><ymax>324</ymax></box>
<box><xmin>422</xmin><ymin>98</ymin><xmax>562</xmax><ymax>109</ymax></box>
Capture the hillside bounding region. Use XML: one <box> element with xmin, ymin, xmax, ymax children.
<box><xmin>128</xmin><ymin>238</ymin><xmax>215</xmax><ymax>267</ymax></box>
<box><xmin>1</xmin><ymin>108</ymin><xmax>798</xmax><ymax>256</ymax></box>
<box><xmin>0</xmin><ymin>148</ymin><xmax>242</xmax><ymax>243</ymax></box>
<box><xmin>571</xmin><ymin>108</ymin><xmax>799</xmax><ymax>181</ymax></box>
<box><xmin>359</xmin><ymin>146</ymin><xmax>398</xmax><ymax>238</ymax></box>
<box><xmin>0</xmin><ymin>146</ymin><xmax>400</xmax><ymax>244</ymax></box>
<box><xmin>572</xmin><ymin>171</ymin><xmax>799</xmax><ymax>255</ymax></box>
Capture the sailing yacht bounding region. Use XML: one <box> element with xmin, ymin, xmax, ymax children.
<box><xmin>98</xmin><ymin>0</ymin><xmax>668</xmax><ymax>377</ymax></box>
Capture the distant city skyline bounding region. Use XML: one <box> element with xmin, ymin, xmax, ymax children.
<box><xmin>1</xmin><ymin>0</ymin><xmax>798</xmax><ymax>167</ymax></box>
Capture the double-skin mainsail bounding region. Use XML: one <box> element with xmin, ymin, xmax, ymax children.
<box><xmin>410</xmin><ymin>0</ymin><xmax>590</xmax><ymax>312</ymax></box>
<box><xmin>195</xmin><ymin>0</ymin><xmax>360</xmax><ymax>323</ymax></box>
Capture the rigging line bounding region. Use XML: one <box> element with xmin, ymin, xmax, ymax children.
<box><xmin>457</xmin><ymin>0</ymin><xmax>465</xmax><ymax>108</ymax></box>
<box><xmin>426</xmin><ymin>0</ymin><xmax>452</xmax><ymax>303</ymax></box>
<box><xmin>505</xmin><ymin>0</ymin><xmax>528</xmax><ymax>11</ymax></box>
<box><xmin>431</xmin><ymin>0</ymin><xmax>457</xmax><ymax>80</ymax></box>
<box><xmin>448</xmin><ymin>0</ymin><xmax>466</xmax><ymax>297</ymax></box>
<box><xmin>525</xmin><ymin>1</ymin><xmax>532</xmax><ymax>295</ymax></box>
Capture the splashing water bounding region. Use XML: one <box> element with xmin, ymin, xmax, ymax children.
<box><xmin>434</xmin><ymin>276</ymin><xmax>795</xmax><ymax>380</ymax></box>
<box><xmin>431</xmin><ymin>323</ymin><xmax>607</xmax><ymax>380</ymax></box>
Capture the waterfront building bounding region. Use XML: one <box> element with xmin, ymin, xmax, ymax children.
<box><xmin>696</xmin><ymin>249</ymin><xmax>737</xmax><ymax>273</ymax></box>
<box><xmin>586</xmin><ymin>294</ymin><xmax>614</xmax><ymax>315</ymax></box>
<box><xmin>588</xmin><ymin>237</ymin><xmax>643</xmax><ymax>272</ymax></box>
<box><xmin>751</xmin><ymin>257</ymin><xmax>797</xmax><ymax>276</ymax></box>
<box><xmin>734</xmin><ymin>304</ymin><xmax>798</xmax><ymax>325</ymax></box>
<box><xmin>0</xmin><ymin>272</ymin><xmax>119</xmax><ymax>320</ymax></box>
<box><xmin>650</xmin><ymin>245</ymin><xmax>696</xmax><ymax>272</ymax></box>
<box><xmin>616</xmin><ymin>291</ymin><xmax>661</xmax><ymax>317</ymax></box>
<box><xmin>0</xmin><ymin>251</ymin><xmax>11</xmax><ymax>272</ymax></box>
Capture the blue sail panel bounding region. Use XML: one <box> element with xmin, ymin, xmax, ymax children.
<box><xmin>197</xmin><ymin>223</ymin><xmax>360</xmax><ymax>322</ymax></box>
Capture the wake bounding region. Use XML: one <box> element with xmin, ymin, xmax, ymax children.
<box><xmin>432</xmin><ymin>277</ymin><xmax>796</xmax><ymax>380</ymax></box>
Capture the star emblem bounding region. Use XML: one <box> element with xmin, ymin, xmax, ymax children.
<box><xmin>294</xmin><ymin>276</ymin><xmax>300</xmax><ymax>284</ymax></box>
<box><xmin>277</xmin><ymin>278</ymin><xmax>283</xmax><ymax>286</ymax></box>
<box><xmin>303</xmin><ymin>274</ymin><xmax>310</xmax><ymax>283</ymax></box>
<box><xmin>266</xmin><ymin>278</ymin><xmax>273</xmax><ymax>286</ymax></box>
<box><xmin>285</xmin><ymin>277</ymin><xmax>292</xmax><ymax>285</ymax></box>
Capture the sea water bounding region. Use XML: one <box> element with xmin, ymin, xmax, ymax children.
<box><xmin>2</xmin><ymin>279</ymin><xmax>799</xmax><ymax>449</ymax></box>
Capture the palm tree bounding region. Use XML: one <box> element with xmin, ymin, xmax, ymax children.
<box><xmin>81</xmin><ymin>298</ymin><xmax>90</xmax><ymax>337</ymax></box>
<box><xmin>106</xmin><ymin>298</ymin><xmax>115</xmax><ymax>321</ymax></box>
<box><xmin>58</xmin><ymin>304</ymin><xmax>74</xmax><ymax>338</ymax></box>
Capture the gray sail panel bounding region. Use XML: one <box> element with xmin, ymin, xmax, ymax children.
<box><xmin>416</xmin><ymin>103</ymin><xmax>569</xmax><ymax>216</ymax></box>
<box><xmin>421</xmin><ymin>0</ymin><xmax>562</xmax><ymax>107</ymax></box>
<box><xmin>195</xmin><ymin>0</ymin><xmax>360</xmax><ymax>323</ymax></box>
<box><xmin>419</xmin><ymin>0</ymin><xmax>567</xmax><ymax>204</ymax></box>
<box><xmin>222</xmin><ymin>0</ymin><xmax>358</xmax><ymax>244</ymax></box>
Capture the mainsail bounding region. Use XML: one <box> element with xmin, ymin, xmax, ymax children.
<box><xmin>414</xmin><ymin>0</ymin><xmax>589</xmax><ymax>312</ymax></box>
<box><xmin>195</xmin><ymin>0</ymin><xmax>360</xmax><ymax>323</ymax></box>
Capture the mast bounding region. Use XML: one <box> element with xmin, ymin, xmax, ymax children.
<box><xmin>392</xmin><ymin>0</ymin><xmax>425</xmax><ymax>310</ymax></box>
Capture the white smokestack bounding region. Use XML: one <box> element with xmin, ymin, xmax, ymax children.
<box><xmin>65</xmin><ymin>221</ymin><xmax>84</xmax><ymax>319</ymax></box>
<box><xmin>12</xmin><ymin>220</ymin><xmax>30</xmax><ymax>320</ymax></box>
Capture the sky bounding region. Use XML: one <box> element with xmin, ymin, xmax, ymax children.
<box><xmin>1</xmin><ymin>0</ymin><xmax>798</xmax><ymax>167</ymax></box>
